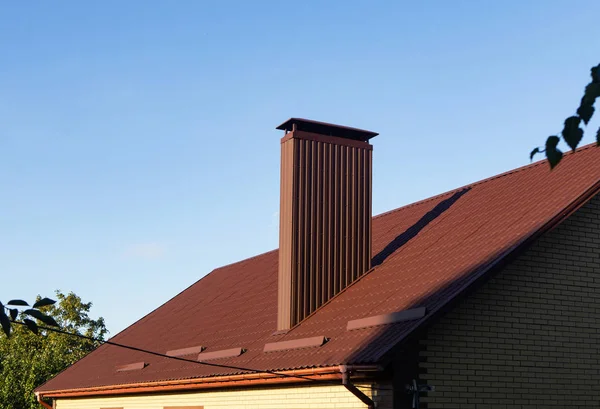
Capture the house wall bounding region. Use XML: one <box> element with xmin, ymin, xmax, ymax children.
<box><xmin>54</xmin><ymin>382</ymin><xmax>393</xmax><ymax>409</ymax></box>
<box><xmin>419</xmin><ymin>194</ymin><xmax>600</xmax><ymax>408</ymax></box>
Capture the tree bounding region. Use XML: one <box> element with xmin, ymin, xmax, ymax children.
<box><xmin>0</xmin><ymin>291</ymin><xmax>107</xmax><ymax>409</ymax></box>
<box><xmin>531</xmin><ymin>63</ymin><xmax>600</xmax><ymax>168</ymax></box>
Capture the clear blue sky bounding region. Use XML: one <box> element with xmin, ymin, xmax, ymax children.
<box><xmin>1</xmin><ymin>1</ymin><xmax>599</xmax><ymax>335</ymax></box>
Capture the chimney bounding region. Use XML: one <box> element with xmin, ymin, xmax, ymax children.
<box><xmin>276</xmin><ymin>118</ymin><xmax>378</xmax><ymax>331</ymax></box>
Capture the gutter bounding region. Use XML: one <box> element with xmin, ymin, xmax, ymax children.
<box><xmin>38</xmin><ymin>365</ymin><xmax>381</xmax><ymax>399</ymax></box>
<box><xmin>340</xmin><ymin>365</ymin><xmax>375</xmax><ymax>409</ymax></box>
<box><xmin>35</xmin><ymin>392</ymin><xmax>53</xmax><ymax>409</ymax></box>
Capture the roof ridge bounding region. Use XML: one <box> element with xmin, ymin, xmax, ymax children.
<box><xmin>373</xmin><ymin>142</ymin><xmax>597</xmax><ymax>220</ymax></box>
<box><xmin>111</xmin><ymin>249</ymin><xmax>280</xmax><ymax>340</ymax></box>
<box><xmin>211</xmin><ymin>248</ymin><xmax>278</xmax><ymax>271</ymax></box>
<box><xmin>200</xmin><ymin>143</ymin><xmax>598</xmax><ymax>270</ymax></box>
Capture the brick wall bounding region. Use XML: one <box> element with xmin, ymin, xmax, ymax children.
<box><xmin>419</xmin><ymin>194</ymin><xmax>600</xmax><ymax>408</ymax></box>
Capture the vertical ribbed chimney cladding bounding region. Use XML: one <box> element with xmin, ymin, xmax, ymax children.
<box><xmin>276</xmin><ymin>118</ymin><xmax>378</xmax><ymax>331</ymax></box>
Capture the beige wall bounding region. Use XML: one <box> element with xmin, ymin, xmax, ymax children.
<box><xmin>420</xmin><ymin>194</ymin><xmax>600</xmax><ymax>408</ymax></box>
<box><xmin>55</xmin><ymin>382</ymin><xmax>393</xmax><ymax>409</ymax></box>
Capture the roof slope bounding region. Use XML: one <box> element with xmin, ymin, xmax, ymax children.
<box><xmin>38</xmin><ymin>144</ymin><xmax>600</xmax><ymax>392</ymax></box>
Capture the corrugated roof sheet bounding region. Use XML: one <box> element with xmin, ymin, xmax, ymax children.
<box><xmin>37</xmin><ymin>143</ymin><xmax>600</xmax><ymax>392</ymax></box>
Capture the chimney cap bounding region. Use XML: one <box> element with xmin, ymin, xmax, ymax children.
<box><xmin>276</xmin><ymin>118</ymin><xmax>378</xmax><ymax>142</ymax></box>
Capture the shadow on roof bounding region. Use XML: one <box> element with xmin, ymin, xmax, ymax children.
<box><xmin>371</xmin><ymin>187</ymin><xmax>471</xmax><ymax>267</ymax></box>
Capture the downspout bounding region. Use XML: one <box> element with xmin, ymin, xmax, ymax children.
<box><xmin>339</xmin><ymin>365</ymin><xmax>375</xmax><ymax>409</ymax></box>
<box><xmin>35</xmin><ymin>392</ymin><xmax>53</xmax><ymax>409</ymax></box>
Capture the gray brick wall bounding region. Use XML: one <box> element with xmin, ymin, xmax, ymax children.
<box><xmin>419</xmin><ymin>193</ymin><xmax>600</xmax><ymax>409</ymax></box>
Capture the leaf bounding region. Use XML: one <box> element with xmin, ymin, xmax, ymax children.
<box><xmin>546</xmin><ymin>135</ymin><xmax>560</xmax><ymax>149</ymax></box>
<box><xmin>23</xmin><ymin>319</ymin><xmax>39</xmax><ymax>335</ymax></box>
<box><xmin>592</xmin><ymin>64</ymin><xmax>600</xmax><ymax>83</ymax></box>
<box><xmin>0</xmin><ymin>305</ymin><xmax>11</xmax><ymax>337</ymax></box>
<box><xmin>7</xmin><ymin>300</ymin><xmax>29</xmax><ymax>307</ymax></box>
<box><xmin>23</xmin><ymin>309</ymin><xmax>59</xmax><ymax>327</ymax></box>
<box><xmin>577</xmin><ymin>103</ymin><xmax>595</xmax><ymax>125</ymax></box>
<box><xmin>530</xmin><ymin>147</ymin><xmax>541</xmax><ymax>161</ymax></box>
<box><xmin>583</xmin><ymin>83</ymin><xmax>600</xmax><ymax>104</ymax></box>
<box><xmin>562</xmin><ymin>116</ymin><xmax>583</xmax><ymax>151</ymax></box>
<box><xmin>33</xmin><ymin>298</ymin><xmax>56</xmax><ymax>309</ymax></box>
<box><xmin>545</xmin><ymin>136</ymin><xmax>563</xmax><ymax>169</ymax></box>
<box><xmin>9</xmin><ymin>309</ymin><xmax>18</xmax><ymax>321</ymax></box>
<box><xmin>546</xmin><ymin>147</ymin><xmax>563</xmax><ymax>169</ymax></box>
<box><xmin>597</xmin><ymin>126</ymin><xmax>600</xmax><ymax>146</ymax></box>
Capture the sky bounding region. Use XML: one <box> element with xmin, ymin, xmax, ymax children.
<box><xmin>1</xmin><ymin>1</ymin><xmax>599</xmax><ymax>335</ymax></box>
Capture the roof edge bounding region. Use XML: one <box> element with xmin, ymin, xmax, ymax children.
<box><xmin>374</xmin><ymin>142</ymin><xmax>597</xmax><ymax>221</ymax></box>
<box><xmin>37</xmin><ymin>365</ymin><xmax>381</xmax><ymax>398</ymax></box>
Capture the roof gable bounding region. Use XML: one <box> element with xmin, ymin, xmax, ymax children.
<box><xmin>38</xmin><ymin>143</ymin><xmax>600</xmax><ymax>393</ymax></box>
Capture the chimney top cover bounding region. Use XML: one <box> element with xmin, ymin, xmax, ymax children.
<box><xmin>276</xmin><ymin>118</ymin><xmax>378</xmax><ymax>142</ymax></box>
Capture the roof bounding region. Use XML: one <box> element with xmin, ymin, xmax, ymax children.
<box><xmin>38</xmin><ymin>143</ymin><xmax>600</xmax><ymax>394</ymax></box>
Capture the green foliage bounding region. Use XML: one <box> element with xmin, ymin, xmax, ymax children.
<box><xmin>0</xmin><ymin>305</ymin><xmax>10</xmax><ymax>339</ymax></box>
<box><xmin>23</xmin><ymin>319</ymin><xmax>38</xmax><ymax>335</ymax></box>
<box><xmin>577</xmin><ymin>102</ymin><xmax>594</xmax><ymax>125</ymax></box>
<box><xmin>529</xmin><ymin>147</ymin><xmax>540</xmax><ymax>161</ymax></box>
<box><xmin>7</xmin><ymin>300</ymin><xmax>29</xmax><ymax>307</ymax></box>
<box><xmin>1</xmin><ymin>297</ymin><xmax>60</xmax><ymax>338</ymax></box>
<box><xmin>532</xmin><ymin>63</ymin><xmax>600</xmax><ymax>167</ymax></box>
<box><xmin>0</xmin><ymin>291</ymin><xmax>107</xmax><ymax>409</ymax></box>
<box><xmin>33</xmin><ymin>298</ymin><xmax>56</xmax><ymax>309</ymax></box>
<box><xmin>22</xmin><ymin>309</ymin><xmax>59</xmax><ymax>328</ymax></box>
<box><xmin>562</xmin><ymin>116</ymin><xmax>583</xmax><ymax>151</ymax></box>
<box><xmin>545</xmin><ymin>136</ymin><xmax>563</xmax><ymax>169</ymax></box>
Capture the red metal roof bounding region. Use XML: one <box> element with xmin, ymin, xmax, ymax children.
<box><xmin>37</xmin><ymin>143</ymin><xmax>600</xmax><ymax>393</ymax></box>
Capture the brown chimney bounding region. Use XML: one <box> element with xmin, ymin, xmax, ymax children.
<box><xmin>276</xmin><ymin>118</ymin><xmax>378</xmax><ymax>331</ymax></box>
